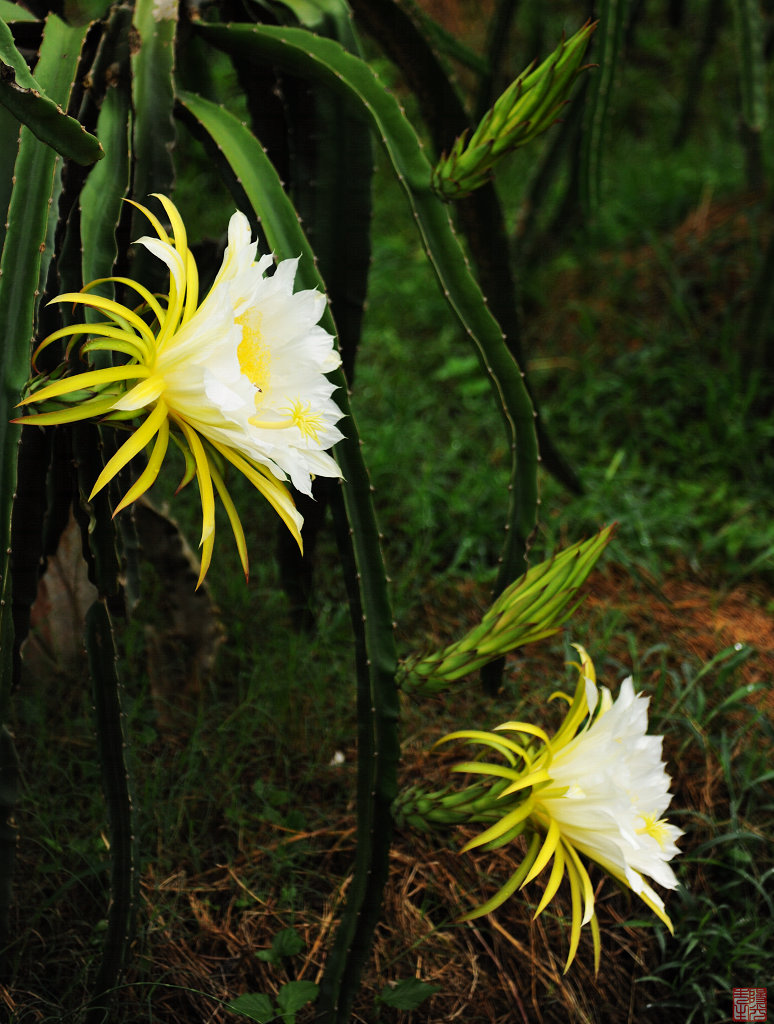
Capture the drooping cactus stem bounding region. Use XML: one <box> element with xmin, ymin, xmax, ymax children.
<box><xmin>177</xmin><ymin>85</ymin><xmax>399</xmax><ymax>1024</ymax></box>
<box><xmin>83</xmin><ymin>599</ymin><xmax>135</xmax><ymax>1024</ymax></box>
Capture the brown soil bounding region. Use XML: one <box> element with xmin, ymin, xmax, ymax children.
<box><xmin>585</xmin><ymin>566</ymin><xmax>774</xmax><ymax>706</ymax></box>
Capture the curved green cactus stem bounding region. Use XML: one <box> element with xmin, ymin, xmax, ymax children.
<box><xmin>671</xmin><ymin>0</ymin><xmax>723</xmax><ymax>150</ymax></box>
<box><xmin>80</xmin><ymin>3</ymin><xmax>132</xmax><ymax>301</ymax></box>
<box><xmin>732</xmin><ymin>0</ymin><xmax>767</xmax><ymax>190</ymax></box>
<box><xmin>0</xmin><ymin>102</ymin><xmax>20</xmax><ymax>257</ymax></box>
<box><xmin>201</xmin><ymin>15</ymin><xmax>541</xmax><ymax>697</ymax></box>
<box><xmin>0</xmin><ymin>9</ymin><xmax>88</xmax><ymax>711</ymax></box>
<box><xmin>83</xmin><ymin>599</ymin><xmax>135</xmax><ymax>1024</ymax></box>
<box><xmin>273</xmin><ymin>1</ymin><xmax>374</xmax><ymax>628</ymax></box>
<box><xmin>0</xmin><ymin>724</ymin><xmax>19</xmax><ymax>979</ymax></box>
<box><xmin>72</xmin><ymin>416</ymin><xmax>134</xmax><ymax>1019</ymax></box>
<box><xmin>196</xmin><ymin>18</ymin><xmax>540</xmax><ymax>601</ymax></box>
<box><xmin>345</xmin><ymin>3</ymin><xmax>548</xmax><ymax>660</ymax></box>
<box><xmin>0</xmin><ymin>11</ymin><xmax>90</xmax><ymax>979</ymax></box>
<box><xmin>349</xmin><ymin>0</ymin><xmax>582</xmax><ymax>501</ymax></box>
<box><xmin>580</xmin><ymin>0</ymin><xmax>628</xmax><ymax>221</ymax></box>
<box><xmin>10</xmin><ymin>425</ymin><xmax>52</xmax><ymax>694</ymax></box>
<box><xmin>130</xmin><ymin>0</ymin><xmax>177</xmax><ymax>290</ymax></box>
<box><xmin>176</xmin><ymin>88</ymin><xmax>398</xmax><ymax>1024</ymax></box>
<box><xmin>0</xmin><ymin>16</ymin><xmax>103</xmax><ymax>164</ymax></box>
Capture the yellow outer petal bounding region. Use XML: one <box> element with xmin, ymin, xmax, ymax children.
<box><xmin>17</xmin><ymin>366</ymin><xmax>150</xmax><ymax>406</ymax></box>
<box><xmin>435</xmin><ymin>729</ymin><xmax>530</xmax><ymax>763</ymax></box>
<box><xmin>550</xmin><ymin>668</ymin><xmax>594</xmax><ymax>749</ymax></box>
<box><xmin>499</xmin><ymin>767</ymin><xmax>551</xmax><ymax>798</ymax></box>
<box><xmin>197</xmin><ymin>530</ymin><xmax>215</xmax><ymax>590</ymax></box>
<box><xmin>33</xmin><ymin>322</ymin><xmax>149</xmax><ymax>366</ymax></box>
<box><xmin>603</xmin><ymin>866</ymin><xmax>675</xmax><ymax>934</ymax></box>
<box><xmin>210</xmin><ymin>460</ymin><xmax>249</xmax><ymax>580</ymax></box>
<box><xmin>89</xmin><ymin>400</ymin><xmax>169</xmax><ymax>501</ymax></box>
<box><xmin>176</xmin><ymin>418</ymin><xmax>215</xmax><ymax>547</ymax></box>
<box><xmin>523</xmin><ymin>815</ymin><xmax>561</xmax><ymax>885</ymax></box>
<box><xmin>82</xmin><ymin>337</ymin><xmax>150</xmax><ymax>363</ymax></box>
<box><xmin>113</xmin><ymin>407</ymin><xmax>170</xmax><ymax>515</ymax></box>
<box><xmin>461</xmin><ymin>796</ymin><xmax>535</xmax><ymax>853</ymax></box>
<box><xmin>153</xmin><ymin>193</ymin><xmax>188</xmax><ymax>254</ymax></box>
<box><xmin>125</xmin><ymin>198</ymin><xmax>170</xmax><ymax>244</ymax></box>
<box><xmin>494</xmin><ymin>721</ymin><xmax>551</xmax><ymax>746</ymax></box>
<box><xmin>182</xmin><ymin>246</ymin><xmax>199</xmax><ymax>322</ymax></box>
<box><xmin>637</xmin><ymin>890</ymin><xmax>675</xmax><ymax>934</ymax></box>
<box><xmin>571</xmin><ymin>643</ymin><xmax>596</xmax><ymax>685</ymax></box>
<box><xmin>548</xmin><ymin>688</ymin><xmax>574</xmax><ymax>706</ymax></box>
<box><xmin>172</xmin><ymin>436</ymin><xmax>197</xmax><ymax>491</ymax></box>
<box><xmin>113</xmin><ymin>375</ymin><xmax>166</xmax><ymax>412</ymax></box>
<box><xmin>82</xmin><ymin>275</ymin><xmax>165</xmax><ymax>324</ymax></box>
<box><xmin>533</xmin><ymin>835</ymin><xmax>566</xmax><ymax>918</ymax></box>
<box><xmin>12</xmin><ymin>395</ymin><xmax>119</xmax><ymax>426</ymax></box>
<box><xmin>458</xmin><ymin>833</ymin><xmax>542</xmax><ymax>922</ymax></box>
<box><xmin>564</xmin><ymin>840</ymin><xmax>596</xmax><ymax>926</ymax></box>
<box><xmin>590</xmin><ymin>911</ymin><xmax>601</xmax><ymax>975</ymax></box>
<box><xmin>143</xmin><ymin>239</ymin><xmax>186</xmax><ymax>347</ymax></box>
<box><xmin>563</xmin><ymin>853</ymin><xmax>583</xmax><ymax>973</ymax></box>
<box><xmin>50</xmin><ymin>292</ymin><xmax>158</xmax><ymax>349</ymax></box>
<box><xmin>449</xmin><ymin>761</ymin><xmax>527</xmax><ymax>783</ymax></box>
<box><xmin>152</xmin><ymin>194</ymin><xmax>191</xmax><ymax>346</ymax></box>
<box><xmin>209</xmin><ymin>440</ymin><xmax>303</xmax><ymax>553</ymax></box>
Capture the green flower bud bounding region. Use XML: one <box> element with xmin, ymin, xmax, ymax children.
<box><xmin>392</xmin><ymin>780</ymin><xmax>510</xmax><ymax>831</ymax></box>
<box><xmin>431</xmin><ymin>21</ymin><xmax>596</xmax><ymax>201</ymax></box>
<box><xmin>398</xmin><ymin>525</ymin><xmax>614</xmax><ymax>696</ymax></box>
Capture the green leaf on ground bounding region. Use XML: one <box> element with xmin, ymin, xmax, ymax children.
<box><xmin>227</xmin><ymin>992</ymin><xmax>274</xmax><ymax>1023</ymax></box>
<box><xmin>377</xmin><ymin>977</ymin><xmax>441</xmax><ymax>1011</ymax></box>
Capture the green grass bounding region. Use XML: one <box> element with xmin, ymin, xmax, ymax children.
<box><xmin>639</xmin><ymin>646</ymin><xmax>774</xmax><ymax>1023</ymax></box>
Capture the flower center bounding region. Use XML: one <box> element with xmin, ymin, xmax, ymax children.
<box><xmin>236</xmin><ymin>309</ymin><xmax>270</xmax><ymax>395</ymax></box>
<box><xmin>637</xmin><ymin>813</ymin><xmax>671</xmax><ymax>849</ymax></box>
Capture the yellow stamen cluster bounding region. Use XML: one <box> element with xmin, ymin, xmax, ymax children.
<box><xmin>637</xmin><ymin>813</ymin><xmax>673</xmax><ymax>848</ymax></box>
<box><xmin>236</xmin><ymin>309</ymin><xmax>271</xmax><ymax>394</ymax></box>
<box><xmin>249</xmin><ymin>400</ymin><xmax>324</xmax><ymax>443</ymax></box>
